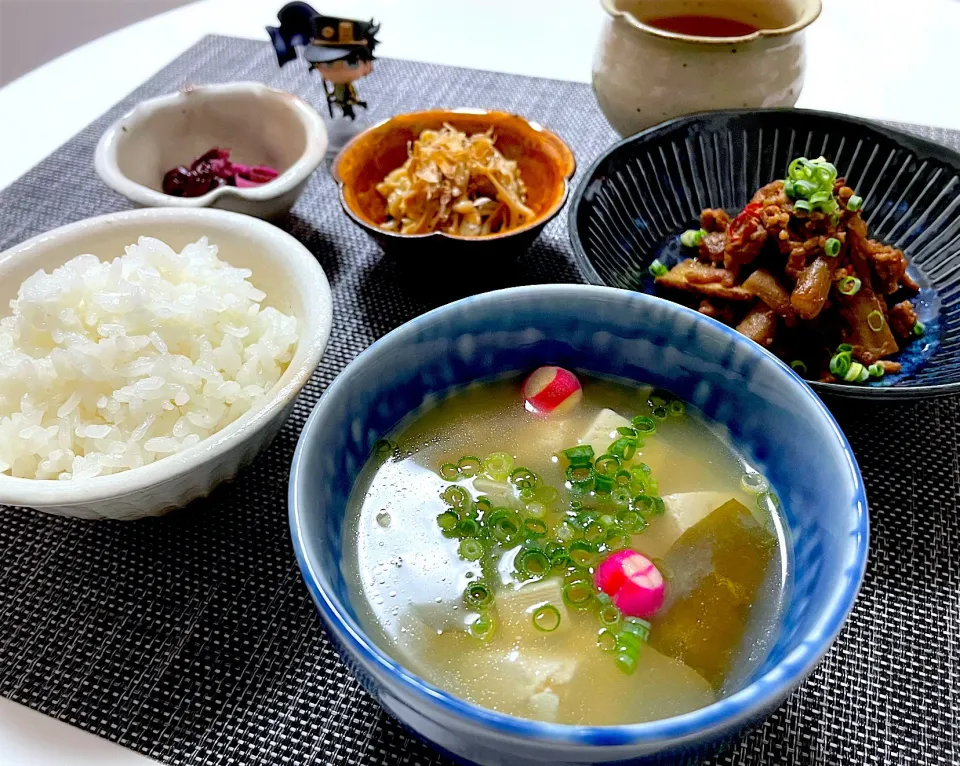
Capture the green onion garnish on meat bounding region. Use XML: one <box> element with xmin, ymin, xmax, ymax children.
<box><xmin>913</xmin><ymin>321</ymin><xmax>926</xmax><ymax>337</ymax></box>
<box><xmin>679</xmin><ymin>229</ymin><xmax>706</xmax><ymax>248</ymax></box>
<box><xmin>846</xmin><ymin>195</ymin><xmax>863</xmax><ymax>211</ymax></box>
<box><xmin>824</xmin><ymin>237</ymin><xmax>842</xmax><ymax>257</ymax></box>
<box><xmin>867</xmin><ymin>310</ymin><xmax>885</xmax><ymax>332</ymax></box>
<box><xmin>648</xmin><ymin>259</ymin><xmax>669</xmax><ymax>277</ymax></box>
<box><xmin>868</xmin><ymin>363</ymin><xmax>885</xmax><ymax>379</ymax></box>
<box><xmin>837</xmin><ymin>276</ymin><xmax>861</xmax><ymax>296</ymax></box>
<box><xmin>784</xmin><ymin>157</ymin><xmax>840</xmax><ymax>216</ymax></box>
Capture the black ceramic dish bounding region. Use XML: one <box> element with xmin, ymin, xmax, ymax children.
<box><xmin>569</xmin><ymin>109</ymin><xmax>960</xmax><ymax>400</ymax></box>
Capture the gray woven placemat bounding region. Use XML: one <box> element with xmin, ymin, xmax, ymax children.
<box><xmin>0</xmin><ymin>35</ymin><xmax>957</xmax><ymax>766</ymax></box>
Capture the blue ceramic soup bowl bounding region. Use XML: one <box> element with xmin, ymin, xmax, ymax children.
<box><xmin>289</xmin><ymin>285</ymin><xmax>868</xmax><ymax>765</ymax></box>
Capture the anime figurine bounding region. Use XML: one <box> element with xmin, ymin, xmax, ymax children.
<box><xmin>267</xmin><ymin>2</ymin><xmax>379</xmax><ymax>121</ymax></box>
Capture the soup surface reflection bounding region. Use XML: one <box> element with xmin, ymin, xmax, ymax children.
<box><xmin>344</xmin><ymin>374</ymin><xmax>788</xmax><ymax>725</ymax></box>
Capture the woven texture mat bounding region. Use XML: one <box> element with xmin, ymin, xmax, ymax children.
<box><xmin>0</xmin><ymin>35</ymin><xmax>958</xmax><ymax>766</ymax></box>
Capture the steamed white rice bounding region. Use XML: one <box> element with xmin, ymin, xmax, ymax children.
<box><xmin>0</xmin><ymin>236</ymin><xmax>298</xmax><ymax>480</ymax></box>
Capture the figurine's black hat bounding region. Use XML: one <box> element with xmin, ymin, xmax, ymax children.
<box><xmin>267</xmin><ymin>2</ymin><xmax>379</xmax><ymax>67</ymax></box>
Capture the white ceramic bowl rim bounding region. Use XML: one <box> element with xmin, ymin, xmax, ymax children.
<box><xmin>600</xmin><ymin>0</ymin><xmax>823</xmax><ymax>43</ymax></box>
<box><xmin>94</xmin><ymin>82</ymin><xmax>327</xmax><ymax>208</ymax></box>
<box><xmin>0</xmin><ymin>207</ymin><xmax>332</xmax><ymax>508</ymax></box>
<box><xmin>289</xmin><ymin>283</ymin><xmax>869</xmax><ymax>749</ymax></box>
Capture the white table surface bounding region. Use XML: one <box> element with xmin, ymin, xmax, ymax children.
<box><xmin>0</xmin><ymin>0</ymin><xmax>957</xmax><ymax>763</ymax></box>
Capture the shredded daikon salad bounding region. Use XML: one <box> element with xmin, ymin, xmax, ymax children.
<box><xmin>0</xmin><ymin>236</ymin><xmax>298</xmax><ymax>480</ymax></box>
<box><xmin>376</xmin><ymin>124</ymin><xmax>535</xmax><ymax>236</ymax></box>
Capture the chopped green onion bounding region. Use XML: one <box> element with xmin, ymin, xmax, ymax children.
<box><xmin>740</xmin><ymin>472</ymin><xmax>769</xmax><ymax>495</ymax></box>
<box><xmin>598</xmin><ymin>513</ymin><xmax>617</xmax><ymax>529</ymax></box>
<box><xmin>469</xmin><ymin>611</ymin><xmax>496</xmax><ymax>641</ymax></box>
<box><xmin>524</xmin><ymin>501</ymin><xmax>548</xmax><ymax>519</ymax></box>
<box><xmin>439</xmin><ymin>462</ymin><xmax>460</xmax><ymax>480</ymax></box>
<box><xmin>487</xmin><ymin>509</ymin><xmax>522</xmax><ymax>544</ymax></box>
<box><xmin>598</xmin><ymin>603</ymin><xmax>622</xmax><ymax>627</ymax></box>
<box><xmin>604</xmin><ymin>530</ymin><xmax>631</xmax><ymax>551</ymax></box>
<box><xmin>475</xmin><ymin>496</ymin><xmax>493</xmax><ymax>514</ymax></box>
<box><xmin>809</xmin><ymin>190</ymin><xmax>831</xmax><ymax>206</ymax></box>
<box><xmin>568</xmin><ymin>541</ymin><xmax>596</xmax><ymax>570</ymax></box>
<box><xmin>668</xmin><ymin>400</ymin><xmax>686</xmax><ymax>417</ymax></box>
<box><xmin>783</xmin><ymin>179</ymin><xmax>797</xmax><ymax>198</ymax></box>
<box><xmin>616</xmin><ymin>651</ymin><xmax>638</xmax><ymax>675</ymax></box>
<box><xmin>617</xmin><ymin>427</ymin><xmax>638</xmax><ymax>438</ymax></box>
<box><xmin>565</xmin><ymin>464</ymin><xmax>595</xmax><ymax>491</ymax></box>
<box><xmin>652</xmin><ymin>496</ymin><xmax>665</xmax><ymax>516</ymax></box>
<box><xmin>463</xmin><ymin>581</ymin><xmax>494</xmax><ymax>609</ymax></box>
<box><xmin>482</xmin><ymin>452</ymin><xmax>514</xmax><ymax>481</ymax></box>
<box><xmin>617</xmin><ymin>630</ymin><xmax>644</xmax><ymax>654</ymax></box>
<box><xmin>595</xmin><ymin>454</ymin><xmax>621</xmax><ymax>477</ymax></box>
<box><xmin>913</xmin><ymin>321</ymin><xmax>925</xmax><ymax>337</ymax></box>
<box><xmin>651</xmin><ymin>406</ymin><xmax>668</xmax><ymax>419</ymax></box>
<box><xmin>838</xmin><ymin>343</ymin><xmax>853</xmax><ymax>353</ymax></box>
<box><xmin>868</xmin><ymin>362</ymin><xmax>885</xmax><ymax>379</ymax></box>
<box><xmin>623</xmin><ymin>616</ymin><xmax>651</xmax><ymax>641</ymax></box>
<box><xmin>562</xmin><ymin>576</ymin><xmax>595</xmax><ymax>607</ymax></box>
<box><xmin>846</xmin><ymin>195</ymin><xmax>863</xmax><ymax>212</ymax></box>
<box><xmin>616</xmin><ymin>508</ymin><xmax>646</xmax><ymax>534</ymax></box>
<box><xmin>824</xmin><ymin>237</ymin><xmax>841</xmax><ymax>257</ymax></box>
<box><xmin>867</xmin><ymin>310</ymin><xmax>885</xmax><ymax>332</ymax></box>
<box><xmin>509</xmin><ymin>467</ymin><xmax>538</xmax><ymax>489</ymax></box>
<box><xmin>613</xmin><ymin>469</ymin><xmax>632</xmax><ymax>488</ymax></box>
<box><xmin>790</xmin><ymin>359</ymin><xmax>808</xmax><ymax>376</ymax></box>
<box><xmin>457</xmin><ymin>456</ymin><xmax>482</xmax><ymax>478</ymax></box>
<box><xmin>632</xmin><ymin>494</ymin><xmax>656</xmax><ymax>518</ymax></box>
<box><xmin>837</xmin><ymin>276</ymin><xmax>861</xmax><ymax>296</ymax></box>
<box><xmin>679</xmin><ymin>228</ymin><xmax>707</xmax><ymax>248</ymax></box>
<box><xmin>649</xmin><ymin>259</ymin><xmax>670</xmax><ymax>277</ymax></box>
<box><xmin>457</xmin><ymin>518</ymin><xmax>482</xmax><ymax>538</ymax></box>
<box><xmin>531</xmin><ymin>485</ymin><xmax>560</xmax><ymax>505</ymax></box>
<box><xmin>532</xmin><ymin>604</ymin><xmax>561</xmax><ymax>632</ymax></box>
<box><xmin>373</xmin><ymin>439</ymin><xmax>397</xmax><ymax>460</ymax></box>
<box><xmin>459</xmin><ymin>538</ymin><xmax>485</xmax><ymax>561</ymax></box>
<box><xmin>829</xmin><ymin>350</ymin><xmax>852</xmax><ymax>377</ymax></box>
<box><xmin>562</xmin><ymin>445</ymin><xmax>595</xmax><ymax>465</ymax></box>
<box><xmin>436</xmin><ymin>510</ymin><xmax>459</xmax><ymax>532</ymax></box>
<box><xmin>610</xmin><ymin>487</ymin><xmax>633</xmax><ymax>509</ymax></box>
<box><xmin>593</xmin><ymin>474</ymin><xmax>614</xmax><ymax>494</ymax></box>
<box><xmin>583</xmin><ymin>520</ymin><xmax>606</xmax><ymax>544</ymax></box>
<box><xmin>516</xmin><ymin>548</ymin><xmax>550</xmax><ymax>577</ymax></box>
<box><xmin>631</xmin><ymin>416</ymin><xmax>657</xmax><ymax>436</ymax></box>
<box><xmin>608</xmin><ymin>437</ymin><xmax>638</xmax><ymax>461</ymax></box>
<box><xmin>597</xmin><ymin>628</ymin><xmax>618</xmax><ymax>652</ymax></box>
<box><xmin>794</xmin><ymin>199</ymin><xmax>812</xmax><ymax>212</ymax></box>
<box><xmin>441</xmin><ymin>485</ymin><xmax>472</xmax><ymax>510</ymax></box>
<box><xmin>843</xmin><ymin>361</ymin><xmax>867</xmax><ymax>383</ymax></box>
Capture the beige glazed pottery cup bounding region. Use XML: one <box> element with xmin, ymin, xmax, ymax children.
<box><xmin>593</xmin><ymin>0</ymin><xmax>822</xmax><ymax>136</ymax></box>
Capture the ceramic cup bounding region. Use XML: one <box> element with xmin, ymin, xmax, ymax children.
<box><xmin>592</xmin><ymin>0</ymin><xmax>822</xmax><ymax>136</ymax></box>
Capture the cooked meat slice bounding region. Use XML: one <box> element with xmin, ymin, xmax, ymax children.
<box><xmin>750</xmin><ymin>180</ymin><xmax>788</xmax><ymax>208</ymax></box>
<box><xmin>864</xmin><ymin>239</ymin><xmax>908</xmax><ymax>294</ymax></box>
<box><xmin>888</xmin><ymin>300</ymin><xmax>919</xmax><ymax>341</ymax></box>
<box><xmin>901</xmin><ymin>271</ymin><xmax>921</xmax><ymax>293</ymax></box>
<box><xmin>700</xmin><ymin>208</ymin><xmax>730</xmax><ymax>232</ymax></box>
<box><xmin>697</xmin><ymin>299</ymin><xmax>737</xmax><ymax>325</ymax></box>
<box><xmin>724</xmin><ymin>207</ymin><xmax>768</xmax><ymax>272</ymax></box>
<box><xmin>791</xmin><ymin>257</ymin><xmax>834</xmax><ymax>320</ymax></box>
<box><xmin>742</xmin><ymin>268</ymin><xmax>795</xmax><ymax>319</ymax></box>
<box><xmin>736</xmin><ymin>304</ymin><xmax>778</xmax><ymax>348</ymax></box>
<box><xmin>656</xmin><ymin>260</ymin><xmax>754</xmax><ymax>301</ymax></box>
<box><xmin>837</xmin><ymin>290</ymin><xmax>899</xmax><ymax>363</ymax></box>
<box><xmin>698</xmin><ymin>231</ymin><xmax>726</xmax><ymax>265</ymax></box>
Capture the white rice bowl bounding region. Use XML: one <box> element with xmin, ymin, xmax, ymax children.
<box><xmin>0</xmin><ymin>236</ymin><xmax>298</xmax><ymax>480</ymax></box>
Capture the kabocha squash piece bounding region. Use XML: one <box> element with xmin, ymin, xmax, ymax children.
<box><xmin>649</xmin><ymin>499</ymin><xmax>776</xmax><ymax>688</ymax></box>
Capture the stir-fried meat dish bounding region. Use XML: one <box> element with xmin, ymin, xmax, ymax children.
<box><xmin>652</xmin><ymin>157</ymin><xmax>925</xmax><ymax>384</ymax></box>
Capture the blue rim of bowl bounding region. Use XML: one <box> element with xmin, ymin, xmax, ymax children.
<box><xmin>289</xmin><ymin>284</ymin><xmax>869</xmax><ymax>749</ymax></box>
<box><xmin>567</xmin><ymin>107</ymin><xmax>960</xmax><ymax>400</ymax></box>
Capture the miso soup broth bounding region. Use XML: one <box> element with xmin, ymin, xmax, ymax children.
<box><xmin>344</xmin><ymin>373</ymin><xmax>788</xmax><ymax>726</ymax></box>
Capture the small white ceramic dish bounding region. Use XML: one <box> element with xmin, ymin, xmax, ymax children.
<box><xmin>95</xmin><ymin>82</ymin><xmax>328</xmax><ymax>219</ymax></box>
<box><xmin>0</xmin><ymin>208</ymin><xmax>333</xmax><ymax>520</ymax></box>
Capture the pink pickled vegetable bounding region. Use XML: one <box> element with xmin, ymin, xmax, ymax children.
<box><xmin>594</xmin><ymin>549</ymin><xmax>665</xmax><ymax>619</ymax></box>
<box><xmin>161</xmin><ymin>148</ymin><xmax>280</xmax><ymax>197</ymax></box>
<box><xmin>522</xmin><ymin>366</ymin><xmax>582</xmax><ymax>415</ymax></box>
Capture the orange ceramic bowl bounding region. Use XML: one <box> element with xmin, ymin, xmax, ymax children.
<box><xmin>332</xmin><ymin>108</ymin><xmax>576</xmax><ymax>258</ymax></box>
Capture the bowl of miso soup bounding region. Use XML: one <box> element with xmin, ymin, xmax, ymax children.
<box><xmin>289</xmin><ymin>285</ymin><xmax>868</xmax><ymax>765</ymax></box>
